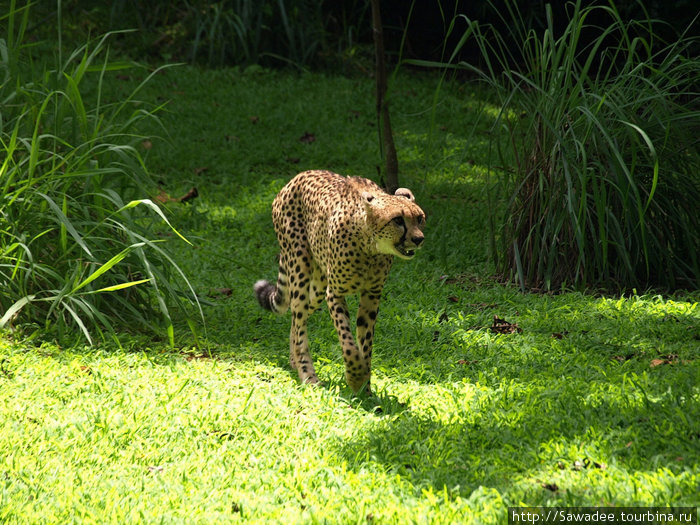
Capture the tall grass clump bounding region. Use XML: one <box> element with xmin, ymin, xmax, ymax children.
<box><xmin>0</xmin><ymin>3</ymin><xmax>198</xmax><ymax>345</ymax></box>
<box><xmin>55</xmin><ymin>0</ymin><xmax>327</xmax><ymax>68</ymax></box>
<box><xmin>453</xmin><ymin>0</ymin><xmax>700</xmax><ymax>291</ymax></box>
<box><xmin>179</xmin><ymin>0</ymin><xmax>326</xmax><ymax>67</ymax></box>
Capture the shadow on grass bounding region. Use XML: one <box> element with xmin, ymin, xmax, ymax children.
<box><xmin>335</xmin><ymin>373</ymin><xmax>698</xmax><ymax>504</ymax></box>
<box><xmin>327</xmin><ymin>291</ymin><xmax>699</xmax><ymax>503</ymax></box>
<box><xmin>205</xmin><ymin>284</ymin><xmax>699</xmax><ymax>504</ymax></box>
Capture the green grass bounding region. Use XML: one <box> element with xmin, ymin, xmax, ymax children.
<box><xmin>1</xmin><ymin>66</ymin><xmax>699</xmax><ymax>523</ymax></box>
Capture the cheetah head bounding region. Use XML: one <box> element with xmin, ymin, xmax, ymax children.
<box><xmin>362</xmin><ymin>188</ymin><xmax>426</xmax><ymax>260</ymax></box>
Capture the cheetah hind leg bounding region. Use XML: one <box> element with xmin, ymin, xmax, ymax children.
<box><xmin>289</xmin><ymin>307</ymin><xmax>323</xmax><ymax>386</ymax></box>
<box><xmin>289</xmin><ymin>273</ymin><xmax>326</xmax><ymax>384</ymax></box>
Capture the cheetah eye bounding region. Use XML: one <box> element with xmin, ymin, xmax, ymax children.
<box><xmin>417</xmin><ymin>215</ymin><xmax>425</xmax><ymax>225</ymax></box>
<box><xmin>391</xmin><ymin>216</ymin><xmax>405</xmax><ymax>227</ymax></box>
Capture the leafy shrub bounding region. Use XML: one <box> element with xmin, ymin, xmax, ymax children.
<box><xmin>0</xmin><ymin>2</ymin><xmax>198</xmax><ymax>344</ymax></box>
<box><xmin>453</xmin><ymin>1</ymin><xmax>700</xmax><ymax>291</ymax></box>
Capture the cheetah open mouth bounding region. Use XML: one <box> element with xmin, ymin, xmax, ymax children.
<box><xmin>395</xmin><ymin>245</ymin><xmax>416</xmax><ymax>258</ymax></box>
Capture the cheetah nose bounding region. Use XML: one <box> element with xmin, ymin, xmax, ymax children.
<box><xmin>412</xmin><ymin>235</ymin><xmax>424</xmax><ymax>246</ymax></box>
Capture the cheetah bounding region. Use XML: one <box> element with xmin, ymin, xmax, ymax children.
<box><xmin>254</xmin><ymin>170</ymin><xmax>426</xmax><ymax>394</ymax></box>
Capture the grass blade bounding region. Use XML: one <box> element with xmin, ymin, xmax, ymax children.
<box><xmin>0</xmin><ymin>294</ymin><xmax>35</xmax><ymax>328</ymax></box>
<box><xmin>70</xmin><ymin>242</ymin><xmax>147</xmax><ymax>293</ymax></box>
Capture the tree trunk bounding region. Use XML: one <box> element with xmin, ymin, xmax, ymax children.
<box><xmin>370</xmin><ymin>0</ymin><xmax>399</xmax><ymax>193</ymax></box>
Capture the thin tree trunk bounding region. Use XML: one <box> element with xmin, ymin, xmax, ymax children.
<box><xmin>370</xmin><ymin>0</ymin><xmax>399</xmax><ymax>193</ymax></box>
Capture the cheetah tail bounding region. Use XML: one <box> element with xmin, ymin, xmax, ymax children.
<box><xmin>254</xmin><ymin>279</ymin><xmax>289</xmax><ymax>314</ymax></box>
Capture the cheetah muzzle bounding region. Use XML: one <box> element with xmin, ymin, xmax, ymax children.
<box><xmin>254</xmin><ymin>170</ymin><xmax>426</xmax><ymax>394</ymax></box>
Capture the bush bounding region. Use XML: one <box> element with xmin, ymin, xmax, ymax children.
<box><xmin>453</xmin><ymin>0</ymin><xmax>700</xmax><ymax>291</ymax></box>
<box><xmin>0</xmin><ymin>2</ymin><xmax>198</xmax><ymax>344</ymax></box>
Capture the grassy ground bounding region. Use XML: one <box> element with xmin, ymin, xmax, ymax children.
<box><xmin>1</xmin><ymin>66</ymin><xmax>699</xmax><ymax>524</ymax></box>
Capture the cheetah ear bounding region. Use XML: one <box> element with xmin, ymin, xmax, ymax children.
<box><xmin>394</xmin><ymin>188</ymin><xmax>415</xmax><ymax>201</ymax></box>
<box><xmin>361</xmin><ymin>191</ymin><xmax>379</xmax><ymax>216</ymax></box>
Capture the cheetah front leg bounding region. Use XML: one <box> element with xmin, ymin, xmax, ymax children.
<box><xmin>355</xmin><ymin>290</ymin><xmax>381</xmax><ymax>394</ymax></box>
<box><xmin>326</xmin><ymin>291</ymin><xmax>370</xmax><ymax>394</ymax></box>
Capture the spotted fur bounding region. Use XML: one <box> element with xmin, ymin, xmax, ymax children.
<box><xmin>255</xmin><ymin>170</ymin><xmax>426</xmax><ymax>393</ymax></box>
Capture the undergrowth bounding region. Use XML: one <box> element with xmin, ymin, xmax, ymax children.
<box><xmin>0</xmin><ymin>3</ymin><xmax>200</xmax><ymax>344</ymax></box>
<box><xmin>450</xmin><ymin>0</ymin><xmax>700</xmax><ymax>291</ymax></box>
